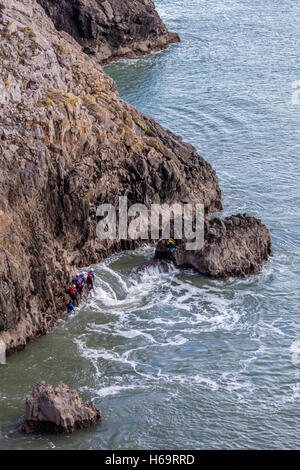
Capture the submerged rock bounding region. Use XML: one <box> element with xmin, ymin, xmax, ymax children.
<box><xmin>155</xmin><ymin>214</ymin><xmax>272</xmax><ymax>278</ymax></box>
<box><xmin>22</xmin><ymin>382</ymin><xmax>101</xmax><ymax>434</ymax></box>
<box><xmin>37</xmin><ymin>0</ymin><xmax>180</xmax><ymax>64</ymax></box>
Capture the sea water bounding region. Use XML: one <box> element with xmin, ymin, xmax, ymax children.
<box><xmin>1</xmin><ymin>0</ymin><xmax>300</xmax><ymax>449</ymax></box>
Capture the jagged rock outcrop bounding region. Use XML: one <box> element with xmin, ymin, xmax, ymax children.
<box><xmin>0</xmin><ymin>0</ymin><xmax>222</xmax><ymax>354</ymax></box>
<box><xmin>22</xmin><ymin>381</ymin><xmax>101</xmax><ymax>433</ymax></box>
<box><xmin>155</xmin><ymin>214</ymin><xmax>272</xmax><ymax>278</ymax></box>
<box><xmin>36</xmin><ymin>0</ymin><xmax>180</xmax><ymax>64</ymax></box>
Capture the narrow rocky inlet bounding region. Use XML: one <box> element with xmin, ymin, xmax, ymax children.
<box><xmin>0</xmin><ymin>0</ymin><xmax>219</xmax><ymax>355</ymax></box>
<box><xmin>0</xmin><ymin>0</ymin><xmax>270</xmax><ymax>357</ymax></box>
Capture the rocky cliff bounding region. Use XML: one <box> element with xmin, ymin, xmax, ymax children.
<box><xmin>36</xmin><ymin>0</ymin><xmax>180</xmax><ymax>64</ymax></box>
<box><xmin>0</xmin><ymin>0</ymin><xmax>222</xmax><ymax>354</ymax></box>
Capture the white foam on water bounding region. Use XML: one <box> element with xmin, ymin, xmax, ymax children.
<box><xmin>165</xmin><ymin>278</ymin><xmax>244</xmax><ymax>332</ymax></box>
<box><xmin>165</xmin><ymin>334</ymin><xmax>188</xmax><ymax>346</ymax></box>
<box><xmin>192</xmin><ymin>375</ymin><xmax>219</xmax><ymax>391</ymax></box>
<box><xmin>290</xmin><ymin>340</ymin><xmax>300</xmax><ymax>366</ymax></box>
<box><xmin>156</xmin><ymin>370</ymin><xmax>219</xmax><ymax>392</ymax></box>
<box><xmin>93</xmin><ymin>383</ymin><xmax>148</xmax><ymax>398</ymax></box>
<box><xmin>290</xmin><ymin>383</ymin><xmax>300</xmax><ymax>400</ymax></box>
<box><xmin>73</xmin><ymin>247</ymin><xmax>274</xmax><ymax>407</ymax></box>
<box><xmin>74</xmin><ymin>336</ymin><xmax>103</xmax><ymax>378</ymax></box>
<box><xmin>96</xmin><ymin>277</ymin><xmax>118</xmax><ymax>300</ymax></box>
<box><xmin>239</xmin><ymin>343</ymin><xmax>266</xmax><ymax>373</ymax></box>
<box><xmin>150</xmin><ymin>317</ymin><xmax>178</xmax><ymax>326</ymax></box>
<box><xmin>87</xmin><ymin>322</ymin><xmax>157</xmax><ymax>343</ymax></box>
<box><xmin>100</xmin><ymin>265</ymin><xmax>129</xmax><ymax>292</ymax></box>
<box><xmin>83</xmin><ymin>258</ymin><xmax>179</xmax><ymax>316</ymax></box>
<box><xmin>220</xmin><ymin>372</ymin><xmax>255</xmax><ymax>396</ymax></box>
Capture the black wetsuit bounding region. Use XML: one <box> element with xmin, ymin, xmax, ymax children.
<box><xmin>87</xmin><ymin>276</ymin><xmax>94</xmax><ymax>290</ymax></box>
<box><xmin>66</xmin><ymin>302</ymin><xmax>74</xmax><ymax>314</ymax></box>
<box><xmin>76</xmin><ymin>281</ymin><xmax>83</xmax><ymax>297</ymax></box>
<box><xmin>69</xmin><ymin>289</ymin><xmax>78</xmax><ymax>305</ymax></box>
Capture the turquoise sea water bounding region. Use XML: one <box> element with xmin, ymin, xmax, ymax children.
<box><xmin>1</xmin><ymin>0</ymin><xmax>300</xmax><ymax>449</ymax></box>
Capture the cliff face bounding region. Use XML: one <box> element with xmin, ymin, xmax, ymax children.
<box><xmin>0</xmin><ymin>0</ymin><xmax>222</xmax><ymax>353</ymax></box>
<box><xmin>36</xmin><ymin>0</ymin><xmax>180</xmax><ymax>64</ymax></box>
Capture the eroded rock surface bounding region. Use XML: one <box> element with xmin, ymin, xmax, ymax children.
<box><xmin>37</xmin><ymin>0</ymin><xmax>180</xmax><ymax>64</ymax></box>
<box><xmin>23</xmin><ymin>382</ymin><xmax>101</xmax><ymax>434</ymax></box>
<box><xmin>155</xmin><ymin>214</ymin><xmax>272</xmax><ymax>278</ymax></box>
<box><xmin>0</xmin><ymin>0</ymin><xmax>222</xmax><ymax>354</ymax></box>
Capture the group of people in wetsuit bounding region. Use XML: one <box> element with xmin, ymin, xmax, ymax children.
<box><xmin>66</xmin><ymin>271</ymin><xmax>95</xmax><ymax>316</ymax></box>
<box><xmin>65</xmin><ymin>239</ymin><xmax>176</xmax><ymax>316</ymax></box>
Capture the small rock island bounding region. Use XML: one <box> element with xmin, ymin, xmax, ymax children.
<box><xmin>23</xmin><ymin>382</ymin><xmax>101</xmax><ymax>434</ymax></box>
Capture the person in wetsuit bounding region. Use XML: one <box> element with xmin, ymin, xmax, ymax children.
<box><xmin>68</xmin><ymin>285</ymin><xmax>79</xmax><ymax>305</ymax></box>
<box><xmin>87</xmin><ymin>271</ymin><xmax>95</xmax><ymax>291</ymax></box>
<box><xmin>76</xmin><ymin>276</ymin><xmax>83</xmax><ymax>297</ymax></box>
<box><xmin>167</xmin><ymin>238</ymin><xmax>176</xmax><ymax>255</ymax></box>
<box><xmin>66</xmin><ymin>301</ymin><xmax>74</xmax><ymax>316</ymax></box>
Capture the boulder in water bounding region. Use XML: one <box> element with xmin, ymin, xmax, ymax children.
<box><xmin>155</xmin><ymin>213</ymin><xmax>272</xmax><ymax>278</ymax></box>
<box><xmin>22</xmin><ymin>382</ymin><xmax>102</xmax><ymax>434</ymax></box>
<box><xmin>0</xmin><ymin>0</ymin><xmax>222</xmax><ymax>356</ymax></box>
